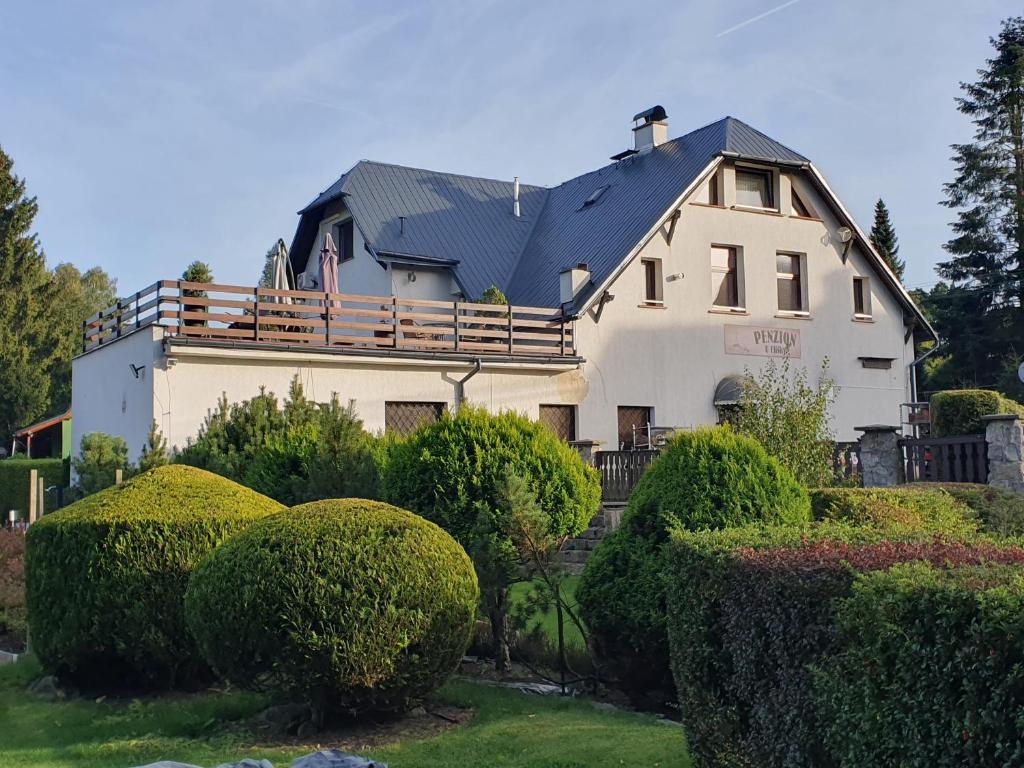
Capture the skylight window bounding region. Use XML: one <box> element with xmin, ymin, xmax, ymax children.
<box><xmin>582</xmin><ymin>184</ymin><xmax>611</xmax><ymax>208</ymax></box>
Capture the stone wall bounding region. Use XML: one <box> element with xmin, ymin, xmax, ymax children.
<box><xmin>983</xmin><ymin>415</ymin><xmax>1024</xmax><ymax>494</ymax></box>
<box><xmin>855</xmin><ymin>425</ymin><xmax>903</xmax><ymax>487</ymax></box>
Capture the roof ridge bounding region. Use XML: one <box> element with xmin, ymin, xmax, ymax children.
<box><xmin>355</xmin><ymin>159</ymin><xmax>548</xmax><ymax>190</ymax></box>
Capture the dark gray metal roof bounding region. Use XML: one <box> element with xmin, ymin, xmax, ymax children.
<box><xmin>292</xmin><ymin>160</ymin><xmax>547</xmax><ymax>300</ymax></box>
<box><xmin>291</xmin><ymin>117</ymin><xmax>808</xmax><ymax>308</ymax></box>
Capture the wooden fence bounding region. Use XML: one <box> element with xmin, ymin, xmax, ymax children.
<box><xmin>83</xmin><ymin>281</ymin><xmax>575</xmax><ymax>357</ymax></box>
<box><xmin>594</xmin><ymin>450</ymin><xmax>660</xmax><ymax>503</ymax></box>
<box><xmin>899</xmin><ymin>434</ymin><xmax>989</xmax><ymax>484</ymax></box>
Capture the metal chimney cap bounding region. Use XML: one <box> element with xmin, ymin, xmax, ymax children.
<box><xmin>632</xmin><ymin>105</ymin><xmax>668</xmax><ymax>124</ymax></box>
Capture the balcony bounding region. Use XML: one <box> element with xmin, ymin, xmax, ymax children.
<box><xmin>82</xmin><ymin>281</ymin><xmax>576</xmax><ymax>359</ymax></box>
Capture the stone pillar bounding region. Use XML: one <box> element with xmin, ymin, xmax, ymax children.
<box><xmin>569</xmin><ymin>439</ymin><xmax>601</xmax><ymax>466</ymax></box>
<box><xmin>855</xmin><ymin>425</ymin><xmax>903</xmax><ymax>487</ymax></box>
<box><xmin>983</xmin><ymin>415</ymin><xmax>1024</xmax><ymax>494</ymax></box>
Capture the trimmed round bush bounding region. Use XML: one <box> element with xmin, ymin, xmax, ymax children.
<box><xmin>25</xmin><ymin>465</ymin><xmax>284</xmax><ymax>688</ymax></box>
<box><xmin>185</xmin><ymin>499</ymin><xmax>479</xmax><ymax>716</ymax></box>
<box><xmin>381</xmin><ymin>406</ymin><xmax>600</xmax><ymax>543</ymax></box>
<box><xmin>577</xmin><ymin>427</ymin><xmax>810</xmax><ymax>701</ymax></box>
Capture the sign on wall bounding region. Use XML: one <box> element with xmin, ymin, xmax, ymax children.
<box><xmin>724</xmin><ymin>325</ymin><xmax>801</xmax><ymax>359</ymax></box>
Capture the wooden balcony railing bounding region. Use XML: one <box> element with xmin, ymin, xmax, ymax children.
<box><xmin>83</xmin><ymin>281</ymin><xmax>575</xmax><ymax>357</ymax></box>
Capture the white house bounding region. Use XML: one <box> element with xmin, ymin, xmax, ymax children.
<box><xmin>72</xmin><ymin>107</ymin><xmax>935</xmax><ymax>461</ymax></box>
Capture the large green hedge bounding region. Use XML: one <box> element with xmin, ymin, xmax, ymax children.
<box><xmin>185</xmin><ymin>499</ymin><xmax>479</xmax><ymax>716</ymax></box>
<box><xmin>665</xmin><ymin>524</ymin><xmax>1024</xmax><ymax>768</ymax></box>
<box><xmin>930</xmin><ymin>389</ymin><xmax>1024</xmax><ymax>437</ymax></box>
<box><xmin>0</xmin><ymin>458</ymin><xmax>67</xmax><ymax>519</ymax></box>
<box><xmin>810</xmin><ymin>486</ymin><xmax>979</xmax><ymax>538</ymax></box>
<box><xmin>25</xmin><ymin>465</ymin><xmax>284</xmax><ymax>688</ymax></box>
<box><xmin>577</xmin><ymin>427</ymin><xmax>810</xmax><ymax>702</ymax></box>
<box><xmin>817</xmin><ymin>563</ymin><xmax>1024</xmax><ymax>767</ymax></box>
<box><xmin>919</xmin><ymin>482</ymin><xmax>1024</xmax><ymax>537</ymax></box>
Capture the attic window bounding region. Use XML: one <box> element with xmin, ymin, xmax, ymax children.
<box><xmin>582</xmin><ymin>185</ymin><xmax>610</xmax><ymax>208</ymax></box>
<box><xmin>791</xmin><ymin>188</ymin><xmax>814</xmax><ymax>218</ymax></box>
<box><xmin>736</xmin><ymin>169</ymin><xmax>774</xmax><ymax>209</ymax></box>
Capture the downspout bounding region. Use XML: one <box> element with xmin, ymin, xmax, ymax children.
<box><xmin>453</xmin><ymin>358</ymin><xmax>483</xmax><ymax>412</ymax></box>
<box><xmin>910</xmin><ymin>336</ymin><xmax>943</xmax><ymax>404</ymax></box>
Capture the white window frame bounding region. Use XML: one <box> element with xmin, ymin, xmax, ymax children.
<box><xmin>775</xmin><ymin>251</ymin><xmax>809</xmax><ymax>316</ymax></box>
<box><xmin>710</xmin><ymin>244</ymin><xmax>745</xmax><ymax>311</ymax></box>
<box><xmin>852</xmin><ymin>276</ymin><xmax>873</xmax><ymax>320</ymax></box>
<box><xmin>734</xmin><ymin>165</ymin><xmax>777</xmax><ymax>211</ymax></box>
<box><xmin>641</xmin><ymin>257</ymin><xmax>664</xmax><ymax>305</ymax></box>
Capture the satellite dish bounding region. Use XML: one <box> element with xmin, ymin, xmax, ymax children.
<box><xmin>836</xmin><ymin>227</ymin><xmax>854</xmax><ymax>243</ymax></box>
<box><xmin>1018</xmin><ymin>361</ymin><xmax>1024</xmax><ymax>384</ymax></box>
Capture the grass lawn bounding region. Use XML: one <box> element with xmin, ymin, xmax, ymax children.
<box><xmin>509</xmin><ymin>575</ymin><xmax>586</xmax><ymax>650</ymax></box>
<box><xmin>0</xmin><ymin>657</ymin><xmax>689</xmax><ymax>768</ymax></box>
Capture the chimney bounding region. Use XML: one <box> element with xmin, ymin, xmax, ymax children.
<box><xmin>632</xmin><ymin>105</ymin><xmax>668</xmax><ymax>153</ymax></box>
<box><xmin>513</xmin><ymin>176</ymin><xmax>521</xmax><ymax>218</ymax></box>
<box><xmin>560</xmin><ymin>262</ymin><xmax>591</xmax><ymax>305</ymax></box>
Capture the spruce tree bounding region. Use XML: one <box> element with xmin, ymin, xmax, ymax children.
<box><xmin>869</xmin><ymin>198</ymin><xmax>905</xmax><ymax>280</ymax></box>
<box><xmin>138</xmin><ymin>421</ymin><xmax>170</xmax><ymax>472</ymax></box>
<box><xmin>935</xmin><ymin>15</ymin><xmax>1024</xmax><ymax>392</ymax></box>
<box><xmin>0</xmin><ymin>146</ymin><xmax>58</xmax><ymax>445</ymax></box>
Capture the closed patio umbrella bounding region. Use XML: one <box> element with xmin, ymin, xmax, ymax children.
<box><xmin>319</xmin><ymin>232</ymin><xmax>340</xmax><ymax>309</ymax></box>
<box><xmin>269</xmin><ymin>238</ymin><xmax>293</xmax><ymax>304</ymax></box>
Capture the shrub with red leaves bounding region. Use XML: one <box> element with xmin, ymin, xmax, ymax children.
<box><xmin>665</xmin><ymin>523</ymin><xmax>1024</xmax><ymax>768</ymax></box>
<box><xmin>0</xmin><ymin>527</ymin><xmax>26</xmax><ymax>650</ymax></box>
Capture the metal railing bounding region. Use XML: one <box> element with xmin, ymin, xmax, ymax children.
<box><xmin>82</xmin><ymin>281</ymin><xmax>575</xmax><ymax>358</ymax></box>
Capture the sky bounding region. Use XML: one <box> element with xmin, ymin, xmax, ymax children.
<box><xmin>0</xmin><ymin>0</ymin><xmax>1015</xmax><ymax>295</ymax></box>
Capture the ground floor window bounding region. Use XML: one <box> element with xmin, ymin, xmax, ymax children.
<box><xmin>617</xmin><ymin>405</ymin><xmax>652</xmax><ymax>450</ymax></box>
<box><xmin>539</xmin><ymin>404</ymin><xmax>576</xmax><ymax>442</ymax></box>
<box><xmin>384</xmin><ymin>401</ymin><xmax>446</xmax><ymax>436</ymax></box>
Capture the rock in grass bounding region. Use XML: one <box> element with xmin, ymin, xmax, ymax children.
<box><xmin>214</xmin><ymin>760</ymin><xmax>274</xmax><ymax>768</ymax></box>
<box><xmin>291</xmin><ymin>750</ymin><xmax>388</xmax><ymax>768</ymax></box>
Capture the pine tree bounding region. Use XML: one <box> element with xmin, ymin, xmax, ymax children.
<box><xmin>0</xmin><ymin>146</ymin><xmax>59</xmax><ymax>445</ymax></box>
<box><xmin>934</xmin><ymin>15</ymin><xmax>1024</xmax><ymax>392</ymax></box>
<box><xmin>258</xmin><ymin>245</ymin><xmax>276</xmax><ymax>288</ymax></box>
<box><xmin>138</xmin><ymin>421</ymin><xmax>170</xmax><ymax>472</ymax></box>
<box><xmin>869</xmin><ymin>198</ymin><xmax>905</xmax><ymax>280</ymax></box>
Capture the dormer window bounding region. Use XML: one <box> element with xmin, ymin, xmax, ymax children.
<box><xmin>735</xmin><ymin>168</ymin><xmax>774</xmax><ymax>209</ymax></box>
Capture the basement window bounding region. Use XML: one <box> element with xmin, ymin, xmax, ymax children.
<box><xmin>859</xmin><ymin>357</ymin><xmax>894</xmax><ymax>370</ymax></box>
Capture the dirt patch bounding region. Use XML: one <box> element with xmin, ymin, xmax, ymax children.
<box><xmin>246</xmin><ymin>702</ymin><xmax>475</xmax><ymax>751</ymax></box>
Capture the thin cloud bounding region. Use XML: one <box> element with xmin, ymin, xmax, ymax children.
<box><xmin>716</xmin><ymin>0</ymin><xmax>801</xmax><ymax>37</ymax></box>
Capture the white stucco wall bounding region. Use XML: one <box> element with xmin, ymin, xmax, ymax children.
<box><xmin>572</xmin><ymin>164</ymin><xmax>914</xmax><ymax>444</ymax></box>
<box><xmin>71</xmin><ymin>327</ymin><xmax>163</xmax><ymax>463</ymax></box>
<box><xmin>150</xmin><ymin>345</ymin><xmax>582</xmax><ymax>453</ymax></box>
